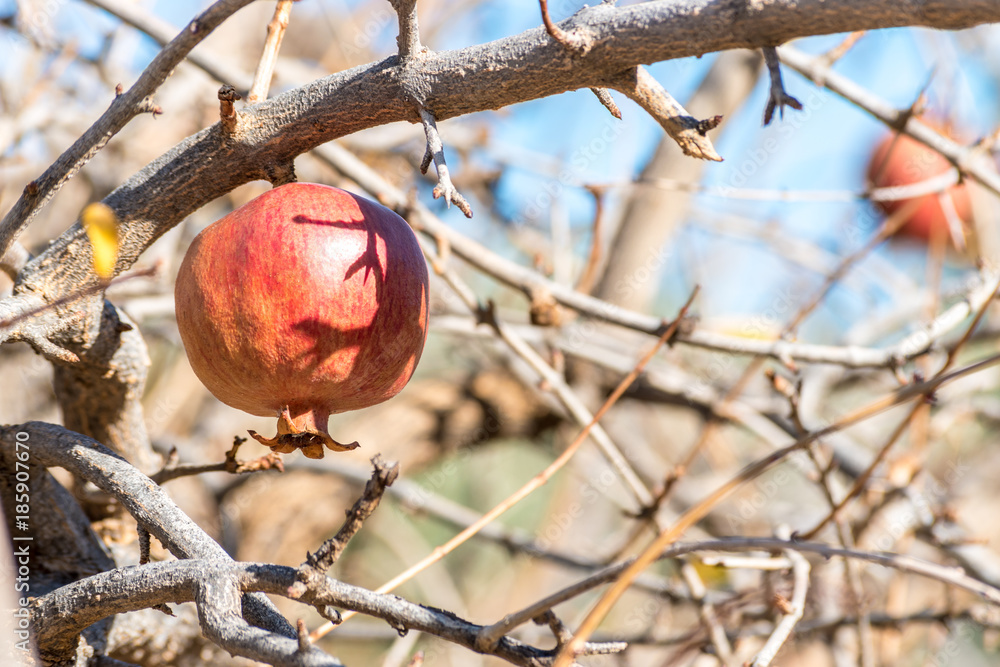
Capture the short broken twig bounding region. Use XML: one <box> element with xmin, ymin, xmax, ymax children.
<box><xmin>762</xmin><ymin>46</ymin><xmax>803</xmax><ymax>125</ymax></box>
<box><xmin>589</xmin><ymin>87</ymin><xmax>621</xmax><ymax>119</ymax></box>
<box><xmin>419</xmin><ymin>108</ymin><xmax>473</xmax><ymax>217</ymax></box>
<box><xmin>218</xmin><ymin>84</ymin><xmax>242</xmax><ymax>133</ymax></box>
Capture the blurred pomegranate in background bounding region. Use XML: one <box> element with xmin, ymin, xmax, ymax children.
<box><xmin>866</xmin><ymin>122</ymin><xmax>972</xmax><ymax>245</ymax></box>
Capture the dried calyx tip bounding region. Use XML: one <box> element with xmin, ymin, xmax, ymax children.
<box><xmin>249</xmin><ymin>406</ymin><xmax>359</xmax><ymax>459</ymax></box>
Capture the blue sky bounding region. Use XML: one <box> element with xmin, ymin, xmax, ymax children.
<box><xmin>4</xmin><ymin>0</ymin><xmax>998</xmax><ymax>340</ymax></box>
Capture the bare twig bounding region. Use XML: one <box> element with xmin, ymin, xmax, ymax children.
<box><xmin>608</xmin><ymin>66</ymin><xmax>722</xmax><ymax>161</ymax></box>
<box><xmin>820</xmin><ymin>30</ymin><xmax>867</xmax><ymax>66</ymax></box>
<box><xmin>150</xmin><ymin>436</ymin><xmax>284</xmax><ymax>485</ymax></box>
<box><xmin>749</xmin><ymin>528</ymin><xmax>811</xmax><ymax>667</ymax></box>
<box><xmin>574</xmin><ymin>185</ymin><xmax>605</xmax><ymax>294</ymax></box>
<box><xmin>83</xmin><ymin>0</ymin><xmax>253</xmax><ymax>92</ymax></box>
<box><xmin>680</xmin><ymin>562</ymin><xmax>735</xmax><ymax>664</ymax></box>
<box><xmin>455</xmin><ymin>536</ymin><xmax>1000</xmax><ymax>657</ymax></box>
<box><xmin>246</xmin><ymin>0</ymin><xmax>295</xmax><ymax>104</ymax></box>
<box><xmin>551</xmin><ymin>351</ymin><xmax>1000</xmax><ymax>666</ymax></box>
<box><xmin>779</xmin><ymin>44</ymin><xmax>1000</xmax><ymax>197</ymax></box>
<box><xmin>803</xmin><ymin>275</ymin><xmax>1000</xmax><ymax>540</ymax></box>
<box><xmin>418</xmin><ymin>108</ymin><xmax>473</xmax><ymax>217</ymax></box>
<box><xmin>312</xmin><ymin>143</ymin><xmax>986</xmax><ymax>370</ymax></box>
<box><xmin>304</xmin><ymin>456</ymin><xmax>399</xmax><ymax>573</ymax></box>
<box><xmin>761</xmin><ymin>46</ymin><xmax>803</xmax><ymax>125</ymax></box>
<box><xmin>388</xmin><ymin>0</ymin><xmax>423</xmax><ymax>59</ymax></box>
<box><xmin>589</xmin><ymin>87</ymin><xmax>621</xmax><ymax>119</ymax></box>
<box><xmin>293</xmin><ymin>456</ymin><xmax>687</xmax><ymax>600</ymax></box>
<box><xmin>0</xmin><ymin>0</ymin><xmax>258</xmax><ymax>260</ymax></box>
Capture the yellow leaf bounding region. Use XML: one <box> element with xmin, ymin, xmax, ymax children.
<box><xmin>81</xmin><ymin>202</ymin><xmax>119</xmax><ymax>280</ymax></box>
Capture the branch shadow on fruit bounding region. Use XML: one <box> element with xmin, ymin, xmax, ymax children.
<box><xmin>289</xmin><ymin>214</ymin><xmax>428</xmax><ymax>414</ymax></box>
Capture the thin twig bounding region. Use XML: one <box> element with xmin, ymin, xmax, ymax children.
<box><xmin>310</xmin><ymin>143</ymin><xmax>985</xmax><ymax>370</ymax></box>
<box><xmin>84</xmin><ymin>0</ymin><xmax>253</xmax><ymax>92</ymax></box>
<box><xmin>304</xmin><ymin>455</ymin><xmax>399</xmax><ymax>572</ymax></box>
<box><xmin>803</xmin><ymin>274</ymin><xmax>1000</xmax><ymax>539</ymax></box>
<box><xmin>150</xmin><ymin>436</ymin><xmax>284</xmax><ymax>485</ymax></box>
<box><xmin>749</xmin><ymin>527</ymin><xmax>810</xmax><ymax>667</ymax></box>
<box><xmin>779</xmin><ymin>44</ymin><xmax>1000</xmax><ymax>197</ymax></box>
<box><xmin>418</xmin><ymin>108</ymin><xmax>473</xmax><ymax>217</ymax></box>
<box><xmin>681</xmin><ymin>561</ymin><xmax>735</xmax><ymax>664</ymax></box>
<box><xmin>762</xmin><ymin>46</ymin><xmax>803</xmax><ymax>125</ymax></box>
<box><xmin>574</xmin><ymin>185</ymin><xmax>605</xmax><ymax>294</ymax></box>
<box><xmin>246</xmin><ymin>0</ymin><xmax>295</xmax><ymax>104</ymax></box>
<box><xmin>310</xmin><ymin>290</ymin><xmax>697</xmax><ymax>645</ymax></box>
<box><xmin>0</xmin><ymin>0</ymin><xmax>258</xmax><ymax>260</ymax></box>
<box><xmin>550</xmin><ymin>350</ymin><xmax>1000</xmax><ymax>666</ymax></box>
<box><xmin>589</xmin><ymin>87</ymin><xmax>621</xmax><ymax>119</ymax></box>
<box><xmin>652</xmin><ymin>198</ymin><xmax>921</xmax><ymax>513</ymax></box>
<box><xmin>453</xmin><ymin>535</ymin><xmax>1000</xmax><ymax>655</ymax></box>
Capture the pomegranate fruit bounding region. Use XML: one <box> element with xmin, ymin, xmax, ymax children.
<box><xmin>175</xmin><ymin>182</ymin><xmax>429</xmax><ymax>459</ymax></box>
<box><xmin>866</xmin><ymin>123</ymin><xmax>972</xmax><ymax>244</ymax></box>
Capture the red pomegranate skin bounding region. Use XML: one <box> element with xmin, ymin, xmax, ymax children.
<box><xmin>867</xmin><ymin>128</ymin><xmax>972</xmax><ymax>242</ymax></box>
<box><xmin>175</xmin><ymin>183</ymin><xmax>428</xmax><ymax>455</ymax></box>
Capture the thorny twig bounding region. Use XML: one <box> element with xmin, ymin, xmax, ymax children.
<box><xmin>150</xmin><ymin>436</ymin><xmax>285</xmax><ymax>485</ymax></box>
<box><xmin>303</xmin><ymin>455</ymin><xmax>399</xmax><ymax>572</ymax></box>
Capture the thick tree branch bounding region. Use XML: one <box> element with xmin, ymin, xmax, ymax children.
<box><xmin>0</xmin><ymin>423</ymin><xmax>295</xmax><ymax>641</ymax></box>
<box><xmin>0</xmin><ymin>0</ymin><xmax>258</xmax><ymax>261</ymax></box>
<box><xmin>34</xmin><ymin>559</ymin><xmax>625</xmax><ymax>667</ymax></box>
<box><xmin>6</xmin><ymin>0</ymin><xmax>1000</xmax><ymax>367</ymax></box>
